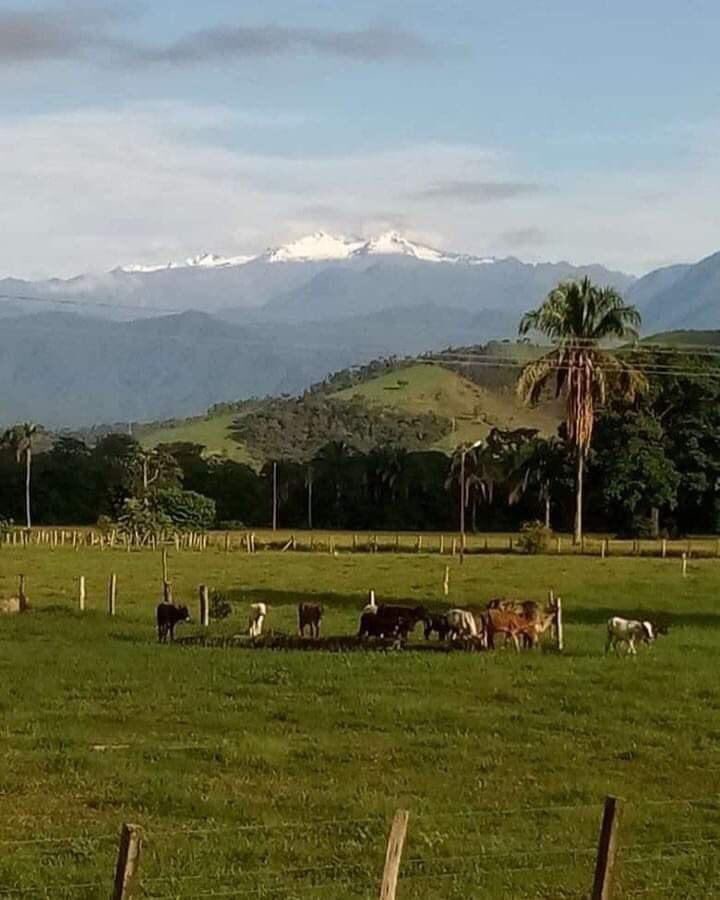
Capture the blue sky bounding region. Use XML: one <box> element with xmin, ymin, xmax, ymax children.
<box><xmin>2</xmin><ymin>0</ymin><xmax>719</xmax><ymax>277</ymax></box>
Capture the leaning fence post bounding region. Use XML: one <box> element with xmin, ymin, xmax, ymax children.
<box><xmin>555</xmin><ymin>596</ymin><xmax>564</xmax><ymax>651</ymax></box>
<box><xmin>107</xmin><ymin>573</ymin><xmax>117</xmax><ymax>616</ymax></box>
<box><xmin>379</xmin><ymin>809</ymin><xmax>409</xmax><ymax>900</ymax></box>
<box><xmin>112</xmin><ymin>823</ymin><xmax>142</xmax><ymax>900</ymax></box>
<box><xmin>199</xmin><ymin>585</ymin><xmax>210</xmax><ymax>627</ymax></box>
<box><xmin>591</xmin><ymin>796</ymin><xmax>623</xmax><ymax>900</ymax></box>
<box><xmin>78</xmin><ymin>575</ymin><xmax>86</xmax><ymax>612</ymax></box>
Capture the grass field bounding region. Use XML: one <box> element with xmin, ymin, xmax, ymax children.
<box><xmin>2</xmin><ymin>547</ymin><xmax>720</xmax><ymax>898</ymax></box>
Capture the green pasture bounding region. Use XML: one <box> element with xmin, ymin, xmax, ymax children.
<box><xmin>1</xmin><ymin>548</ymin><xmax>720</xmax><ymax>898</ymax></box>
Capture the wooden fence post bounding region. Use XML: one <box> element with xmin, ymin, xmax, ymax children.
<box><xmin>112</xmin><ymin>823</ymin><xmax>142</xmax><ymax>900</ymax></box>
<box><xmin>555</xmin><ymin>596</ymin><xmax>564</xmax><ymax>651</ymax></box>
<box><xmin>661</xmin><ymin>538</ymin><xmax>667</xmax><ymax>559</ymax></box>
<box><xmin>18</xmin><ymin>574</ymin><xmax>27</xmax><ymax>609</ymax></box>
<box><xmin>162</xmin><ymin>580</ymin><xmax>172</xmax><ymax>604</ymax></box>
<box><xmin>682</xmin><ymin>552</ymin><xmax>688</xmax><ymax>577</ymax></box>
<box><xmin>443</xmin><ymin>566</ymin><xmax>450</xmax><ymax>597</ymax></box>
<box><xmin>379</xmin><ymin>810</ymin><xmax>409</xmax><ymax>900</ymax></box>
<box><xmin>161</xmin><ymin>549</ymin><xmax>168</xmax><ymax>584</ymax></box>
<box><xmin>199</xmin><ymin>585</ymin><xmax>210</xmax><ymax>626</ymax></box>
<box><xmin>78</xmin><ymin>576</ymin><xmax>86</xmax><ymax>612</ymax></box>
<box><xmin>108</xmin><ymin>573</ymin><xmax>117</xmax><ymax>616</ymax></box>
<box><xmin>591</xmin><ymin>796</ymin><xmax>623</xmax><ymax>900</ymax></box>
<box><xmin>556</xmin><ymin>536</ymin><xmax>561</xmax><ymax>554</ymax></box>
<box><xmin>439</xmin><ymin>535</ymin><xmax>444</xmax><ymax>555</ymax></box>
<box><xmin>368</xmin><ymin>589</ymin><xmax>376</xmax><ymax>609</ymax></box>
<box><xmin>601</xmin><ymin>539</ymin><xmax>607</xmax><ymax>559</ymax></box>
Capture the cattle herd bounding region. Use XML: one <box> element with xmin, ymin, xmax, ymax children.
<box><xmin>156</xmin><ymin>595</ymin><xmax>668</xmax><ymax>654</ymax></box>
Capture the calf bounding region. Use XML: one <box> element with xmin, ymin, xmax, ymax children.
<box><xmin>248</xmin><ymin>602</ymin><xmax>267</xmax><ymax>638</ymax></box>
<box><xmin>298</xmin><ymin>602</ymin><xmax>323</xmax><ymax>638</ymax></box>
<box><xmin>605</xmin><ymin>617</ymin><xmax>658</xmax><ymax>656</ymax></box>
<box><xmin>447</xmin><ymin>608</ymin><xmax>479</xmax><ymax>640</ymax></box>
<box><xmin>156</xmin><ymin>602</ymin><xmax>191</xmax><ymax>643</ymax></box>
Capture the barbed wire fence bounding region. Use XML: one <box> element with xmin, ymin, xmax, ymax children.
<box><xmin>2</xmin><ymin>796</ymin><xmax>720</xmax><ymax>899</ymax></box>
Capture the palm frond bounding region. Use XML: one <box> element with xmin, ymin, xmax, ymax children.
<box><xmin>516</xmin><ymin>352</ymin><xmax>562</xmax><ymax>405</ymax></box>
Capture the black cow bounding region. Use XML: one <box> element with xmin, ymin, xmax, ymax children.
<box><xmin>358</xmin><ymin>604</ymin><xmax>426</xmax><ymax>642</ymax></box>
<box><xmin>156</xmin><ymin>602</ymin><xmax>191</xmax><ymax>643</ymax></box>
<box><xmin>424</xmin><ymin>612</ymin><xmax>450</xmax><ymax>640</ymax></box>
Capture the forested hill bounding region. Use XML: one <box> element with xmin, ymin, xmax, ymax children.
<box><xmin>129</xmin><ymin>344</ymin><xmax>561</xmax><ymax>466</ymax></box>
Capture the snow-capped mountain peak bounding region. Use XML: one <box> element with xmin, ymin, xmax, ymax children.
<box><xmin>357</xmin><ymin>230</ymin><xmax>449</xmax><ymax>262</ymax></box>
<box><xmin>263</xmin><ymin>231</ymin><xmax>364</xmax><ymax>263</ymax></box>
<box><xmin>115</xmin><ymin>230</ymin><xmax>496</xmax><ymax>273</ymax></box>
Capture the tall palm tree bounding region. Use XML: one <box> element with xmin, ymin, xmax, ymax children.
<box><xmin>517</xmin><ymin>277</ymin><xmax>646</xmax><ymax>543</ymax></box>
<box><xmin>3</xmin><ymin>423</ymin><xmax>38</xmax><ymax>529</ymax></box>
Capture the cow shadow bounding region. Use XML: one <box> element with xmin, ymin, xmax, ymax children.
<box><xmin>566</xmin><ymin>605</ymin><xmax>720</xmax><ymax>629</ymax></box>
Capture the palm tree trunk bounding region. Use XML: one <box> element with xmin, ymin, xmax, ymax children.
<box><xmin>574</xmin><ymin>446</ymin><xmax>584</xmax><ymax>545</ymax></box>
<box><xmin>25</xmin><ymin>448</ymin><xmax>32</xmax><ymax>530</ymax></box>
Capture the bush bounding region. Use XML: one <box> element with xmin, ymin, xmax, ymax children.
<box><xmin>151</xmin><ymin>488</ymin><xmax>216</xmax><ymax>531</ymax></box>
<box><xmin>209</xmin><ymin>591</ymin><xmax>233</xmax><ymax>621</ymax></box>
<box><xmin>517</xmin><ymin>520</ymin><xmax>552</xmax><ymax>554</ymax></box>
<box><xmin>0</xmin><ymin>516</ymin><xmax>13</xmax><ymax>537</ymax></box>
<box><xmin>96</xmin><ymin>515</ymin><xmax>114</xmax><ymax>535</ymax></box>
<box><xmin>118</xmin><ymin>499</ymin><xmax>172</xmax><ymax>541</ymax></box>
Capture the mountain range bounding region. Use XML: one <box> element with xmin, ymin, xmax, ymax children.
<box><xmin>0</xmin><ymin>231</ymin><xmax>719</xmax><ymax>427</ymax></box>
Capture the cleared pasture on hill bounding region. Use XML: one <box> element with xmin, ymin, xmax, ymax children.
<box><xmin>2</xmin><ymin>548</ymin><xmax>720</xmax><ymax>897</ymax></box>
<box><xmin>334</xmin><ymin>362</ymin><xmax>560</xmax><ymax>449</ymax></box>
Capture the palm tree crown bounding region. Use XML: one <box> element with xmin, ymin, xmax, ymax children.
<box><xmin>517</xmin><ymin>277</ymin><xmax>646</xmax><ymax>541</ymax></box>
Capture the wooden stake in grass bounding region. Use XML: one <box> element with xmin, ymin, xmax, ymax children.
<box><xmin>591</xmin><ymin>796</ymin><xmax>623</xmax><ymax>900</ymax></box>
<box><xmin>199</xmin><ymin>585</ymin><xmax>210</xmax><ymax>627</ymax></box>
<box><xmin>161</xmin><ymin>549</ymin><xmax>168</xmax><ymax>584</ymax></box>
<box><xmin>601</xmin><ymin>539</ymin><xmax>607</xmax><ymax>559</ymax></box>
<box><xmin>78</xmin><ymin>576</ymin><xmax>86</xmax><ymax>612</ymax></box>
<box><xmin>555</xmin><ymin>596</ymin><xmax>564</xmax><ymax>651</ymax></box>
<box><xmin>443</xmin><ymin>565</ymin><xmax>450</xmax><ymax>597</ymax></box>
<box><xmin>112</xmin><ymin>823</ymin><xmax>142</xmax><ymax>900</ymax></box>
<box><xmin>439</xmin><ymin>535</ymin><xmax>444</xmax><ymax>554</ymax></box>
<box><xmin>661</xmin><ymin>538</ymin><xmax>667</xmax><ymax>559</ymax></box>
<box><xmin>682</xmin><ymin>552</ymin><xmax>688</xmax><ymax>578</ymax></box>
<box><xmin>379</xmin><ymin>810</ymin><xmax>409</xmax><ymax>900</ymax></box>
<box><xmin>108</xmin><ymin>573</ymin><xmax>117</xmax><ymax>616</ymax></box>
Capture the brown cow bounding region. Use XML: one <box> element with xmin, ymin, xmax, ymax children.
<box><xmin>485</xmin><ymin>604</ymin><xmax>554</xmax><ymax>651</ymax></box>
<box><xmin>298</xmin><ymin>602</ymin><xmax>323</xmax><ymax>638</ymax></box>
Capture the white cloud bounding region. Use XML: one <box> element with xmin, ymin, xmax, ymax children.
<box><xmin>1</xmin><ymin>102</ymin><xmax>719</xmax><ymax>279</ymax></box>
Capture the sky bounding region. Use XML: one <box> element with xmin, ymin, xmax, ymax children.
<box><xmin>2</xmin><ymin>0</ymin><xmax>720</xmax><ymax>278</ymax></box>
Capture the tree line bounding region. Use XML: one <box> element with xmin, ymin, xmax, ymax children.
<box><xmin>2</xmin><ymin>279</ymin><xmax>720</xmax><ymax>537</ymax></box>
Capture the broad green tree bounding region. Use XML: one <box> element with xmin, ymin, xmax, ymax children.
<box><xmin>517</xmin><ymin>277</ymin><xmax>646</xmax><ymax>543</ymax></box>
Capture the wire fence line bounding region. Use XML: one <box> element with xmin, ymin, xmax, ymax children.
<box><xmin>3</xmin><ymin>796</ymin><xmax>720</xmax><ymax>899</ymax></box>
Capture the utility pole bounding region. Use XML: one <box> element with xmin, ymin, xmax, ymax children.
<box><xmin>307</xmin><ymin>466</ymin><xmax>313</xmax><ymax>530</ymax></box>
<box><xmin>272</xmin><ymin>461</ymin><xmax>278</xmax><ymax>532</ymax></box>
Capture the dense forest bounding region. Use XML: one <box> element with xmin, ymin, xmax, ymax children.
<box><xmin>2</xmin><ymin>349</ymin><xmax>720</xmax><ymax>537</ymax></box>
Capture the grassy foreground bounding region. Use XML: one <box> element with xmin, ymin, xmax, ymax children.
<box><xmin>1</xmin><ymin>548</ymin><xmax>720</xmax><ymax>898</ymax></box>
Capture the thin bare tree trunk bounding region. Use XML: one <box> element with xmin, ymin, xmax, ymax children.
<box><xmin>545</xmin><ymin>495</ymin><xmax>551</xmax><ymax>530</ymax></box>
<box><xmin>25</xmin><ymin>448</ymin><xmax>32</xmax><ymax>530</ymax></box>
<box><xmin>574</xmin><ymin>447</ymin><xmax>584</xmax><ymax>545</ymax></box>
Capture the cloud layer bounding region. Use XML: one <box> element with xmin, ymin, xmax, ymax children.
<box><xmin>1</xmin><ymin>101</ymin><xmax>718</xmax><ymax>279</ymax></box>
<box><xmin>0</xmin><ymin>6</ymin><xmax>436</xmax><ymax>65</ymax></box>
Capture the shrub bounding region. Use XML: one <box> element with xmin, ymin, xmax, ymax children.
<box><xmin>96</xmin><ymin>515</ymin><xmax>114</xmax><ymax>535</ymax></box>
<box><xmin>151</xmin><ymin>488</ymin><xmax>216</xmax><ymax>532</ymax></box>
<box><xmin>0</xmin><ymin>516</ymin><xmax>13</xmax><ymax>537</ymax></box>
<box><xmin>118</xmin><ymin>499</ymin><xmax>172</xmax><ymax>541</ymax></box>
<box><xmin>209</xmin><ymin>591</ymin><xmax>233</xmax><ymax>621</ymax></box>
<box><xmin>517</xmin><ymin>520</ymin><xmax>552</xmax><ymax>554</ymax></box>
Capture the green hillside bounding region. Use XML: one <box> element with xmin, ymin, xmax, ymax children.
<box><xmin>333</xmin><ymin>362</ymin><xmax>560</xmax><ymax>449</ymax></box>
<box><xmin>642</xmin><ymin>330</ymin><xmax>720</xmax><ymax>347</ymax></box>
<box><xmin>138</xmin><ymin>413</ymin><xmax>255</xmax><ymax>464</ymax></box>
<box><xmin>139</xmin><ymin>356</ymin><xmax>561</xmax><ymax>462</ymax></box>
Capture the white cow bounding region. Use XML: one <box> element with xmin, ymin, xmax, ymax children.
<box><xmin>248</xmin><ymin>602</ymin><xmax>267</xmax><ymax>638</ymax></box>
<box><xmin>447</xmin><ymin>608</ymin><xmax>479</xmax><ymax>640</ymax></box>
<box><xmin>605</xmin><ymin>616</ymin><xmax>655</xmax><ymax>656</ymax></box>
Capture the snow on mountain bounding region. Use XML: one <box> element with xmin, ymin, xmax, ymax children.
<box><xmin>119</xmin><ymin>252</ymin><xmax>254</xmax><ymax>273</ymax></box>
<box><xmin>115</xmin><ymin>231</ymin><xmax>496</xmax><ymax>272</ymax></box>
<box><xmin>263</xmin><ymin>231</ymin><xmax>364</xmax><ymax>262</ymax></box>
